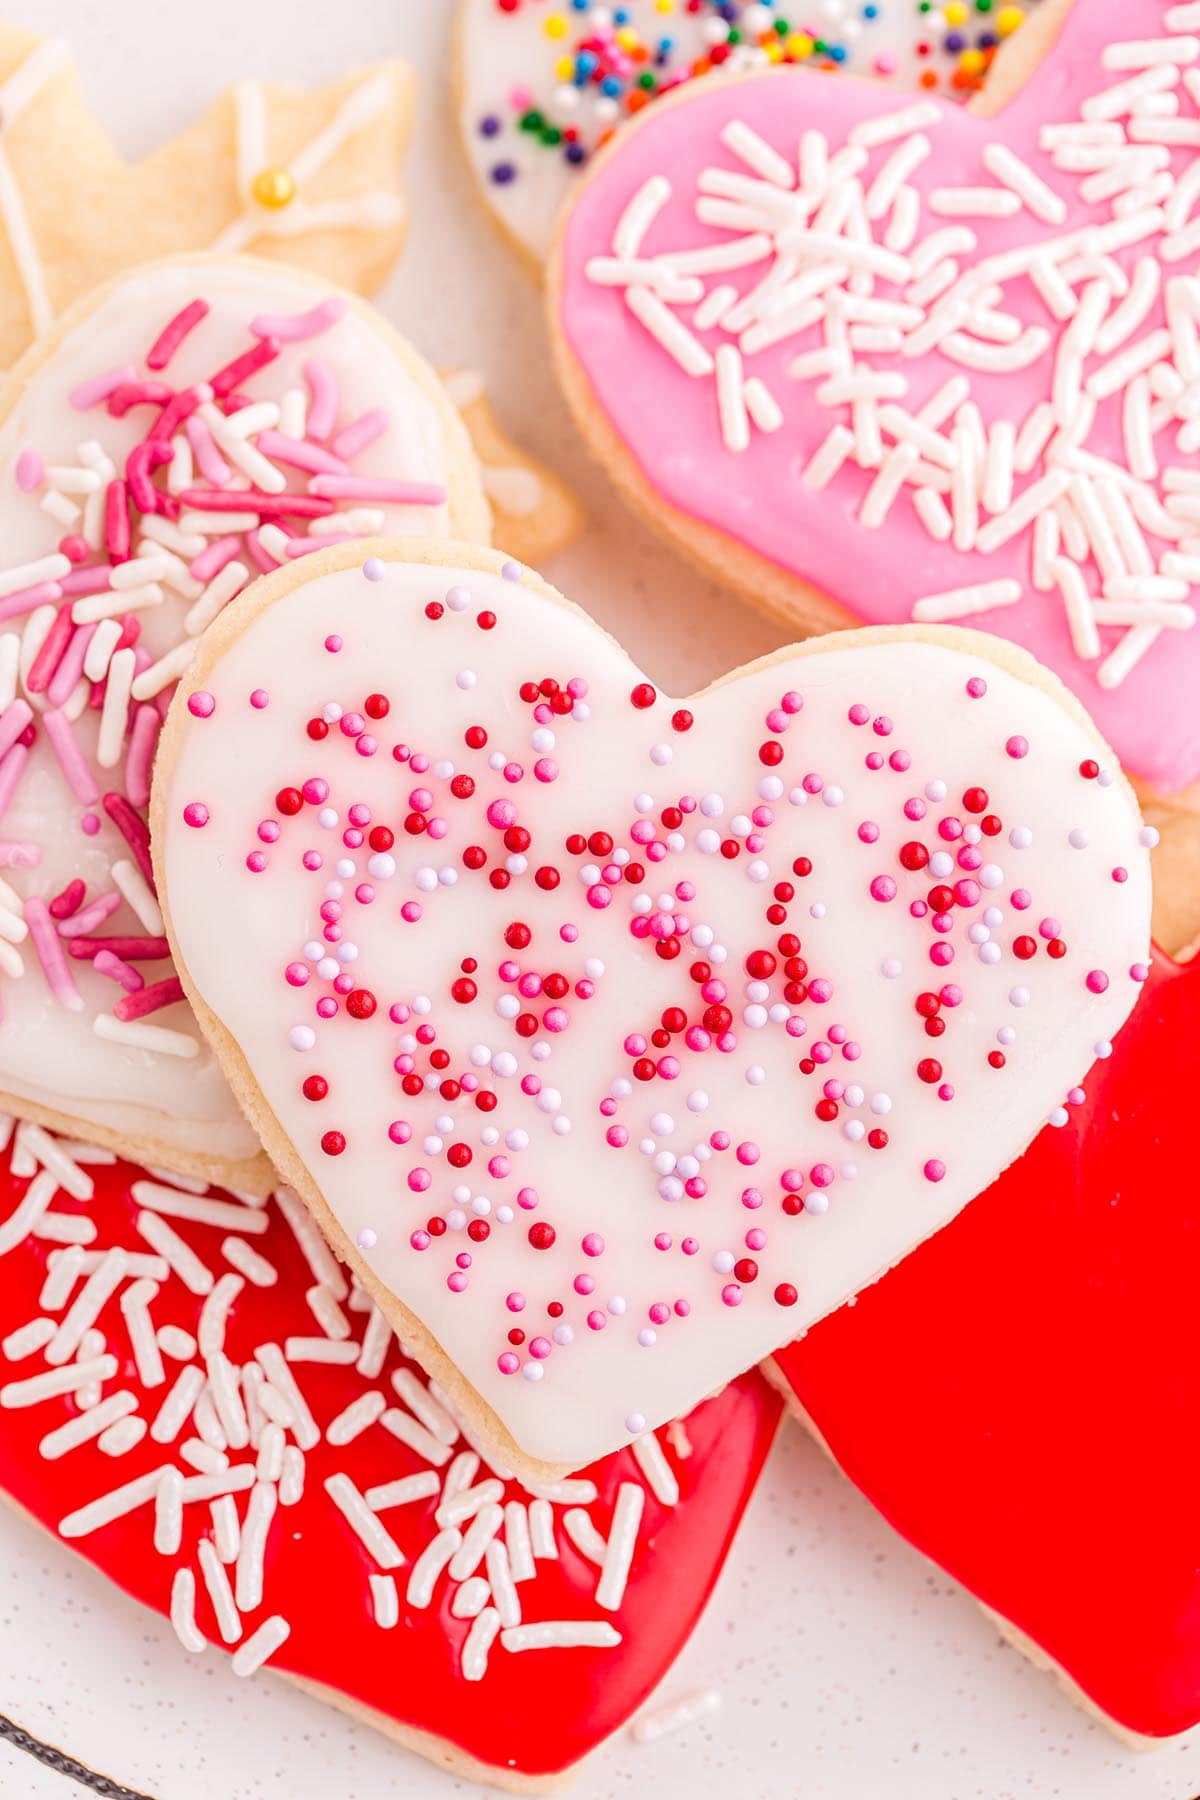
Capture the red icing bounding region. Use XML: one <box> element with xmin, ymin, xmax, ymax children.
<box><xmin>776</xmin><ymin>944</ymin><xmax>1200</xmax><ymax>1739</ymax></box>
<box><xmin>0</xmin><ymin>1144</ymin><xmax>779</xmax><ymax>1780</ymax></box>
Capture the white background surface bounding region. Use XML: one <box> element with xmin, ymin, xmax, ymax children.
<box><xmin>0</xmin><ymin>4</ymin><xmax>1195</xmax><ymax>1798</ymax></box>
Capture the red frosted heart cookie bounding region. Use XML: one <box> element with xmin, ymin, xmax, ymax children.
<box><xmin>0</xmin><ymin>1117</ymin><xmax>779</xmax><ymax>1789</ymax></box>
<box><xmin>153</xmin><ymin>541</ymin><xmax>1150</xmax><ymax>1482</ymax></box>
<box><xmin>773</xmin><ymin>944</ymin><xmax>1200</xmax><ymax>1742</ymax></box>
<box><xmin>551</xmin><ymin>0</ymin><xmax>1200</xmax><ymax>797</ymax></box>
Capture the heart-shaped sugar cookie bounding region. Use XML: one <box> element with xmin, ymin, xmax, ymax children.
<box><xmin>773</xmin><ymin>944</ymin><xmax>1200</xmax><ymax>1743</ymax></box>
<box><xmin>0</xmin><ymin>255</ymin><xmax>488</xmax><ymax>1190</ymax></box>
<box><xmin>0</xmin><ymin>1118</ymin><xmax>779</xmax><ymax>1789</ymax></box>
<box><xmin>550</xmin><ymin>0</ymin><xmax>1200</xmax><ymax>798</ymax></box>
<box><xmin>154</xmin><ymin>541</ymin><xmax>1150</xmax><ymax>1480</ymax></box>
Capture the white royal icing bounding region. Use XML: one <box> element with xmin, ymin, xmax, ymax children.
<box><xmin>0</xmin><ymin>259</ymin><xmax>468</xmax><ymax>1163</ymax></box>
<box><xmin>161</xmin><ymin>552</ymin><xmax>1152</xmax><ymax>1469</ymax></box>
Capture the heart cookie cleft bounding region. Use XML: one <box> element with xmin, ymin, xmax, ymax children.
<box><xmin>156</xmin><ymin>544</ymin><xmax>1151</xmax><ymax>1478</ymax></box>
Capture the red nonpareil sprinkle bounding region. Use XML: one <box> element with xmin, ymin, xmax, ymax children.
<box><xmin>209</xmin><ymin>335</ymin><xmax>280</xmax><ymax>398</ymax></box>
<box><xmin>113</xmin><ymin>976</ymin><xmax>185</xmax><ymax>1022</ymax></box>
<box><xmin>102</xmin><ymin>792</ymin><xmax>155</xmax><ymax>887</ymax></box>
<box><xmin>47</xmin><ymin>877</ymin><xmax>86</xmax><ymax>920</ymax></box>
<box><xmin>107</xmin><ymin>379</ymin><xmax>173</xmax><ymax>418</ymax></box>
<box><xmin>145</xmin><ymin>297</ymin><xmax>211</xmax><ymax>371</ymax></box>
<box><xmin>66</xmin><ymin>935</ymin><xmax>170</xmax><ymax>962</ymax></box>
<box><xmin>148</xmin><ymin>384</ymin><xmax>210</xmax><ymax>444</ymax></box>
<box><xmin>126</xmin><ymin>440</ymin><xmax>174</xmax><ymax>516</ymax></box>
<box><xmin>104</xmin><ymin>479</ymin><xmax>131</xmax><ymax>564</ymax></box>
<box><xmin>177</xmin><ymin>488</ymin><xmax>335</xmax><ymax>520</ymax></box>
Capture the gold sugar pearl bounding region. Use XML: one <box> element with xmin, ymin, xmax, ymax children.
<box><xmin>251</xmin><ymin>166</ymin><xmax>296</xmax><ymax>210</ymax></box>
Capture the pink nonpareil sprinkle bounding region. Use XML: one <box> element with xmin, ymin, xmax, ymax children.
<box><xmin>24</xmin><ymin>897</ymin><xmax>86</xmax><ymax>1012</ymax></box>
<box><xmin>42</xmin><ymin>708</ymin><xmax>100</xmax><ymax>805</ymax></box>
<box><xmin>0</xmin><ymin>744</ymin><xmax>29</xmax><ymax>826</ymax></box>
<box><xmin>184</xmin><ymin>412</ymin><xmax>232</xmax><ymax>486</ymax></box>
<box><xmin>59</xmin><ymin>890</ymin><xmax>121</xmax><ymax>937</ymax></box>
<box><xmin>189</xmin><ymin>535</ymin><xmax>241</xmax><ymax>582</ymax></box>
<box><xmin>124</xmin><ymin>704</ymin><xmax>161</xmax><ymax>809</ymax></box>
<box><xmin>68</xmin><ymin>364</ymin><xmax>136</xmax><ymax>411</ymax></box>
<box><xmin>309</xmin><ymin>474</ymin><xmax>447</xmax><ymax>506</ymax></box>
<box><xmin>25</xmin><ymin>605</ymin><xmax>75</xmax><ymax>695</ymax></box>
<box><xmin>303</xmin><ymin>358</ymin><xmax>340</xmax><ymax>441</ymax></box>
<box><xmin>145</xmin><ymin>298</ymin><xmax>211</xmax><ymax>371</ymax></box>
<box><xmin>114</xmin><ymin>974</ymin><xmax>184</xmax><ymax>1021</ymax></box>
<box><xmin>284</xmin><ymin>535</ymin><xmax>353</xmax><ymax>557</ymax></box>
<box><xmin>254</xmin><ymin>431</ymin><xmax>348</xmax><ymax>477</ymax></box>
<box><xmin>47</xmin><ymin>625</ymin><xmax>97</xmax><ymax>708</ymax></box>
<box><xmin>59</xmin><ymin>565</ymin><xmax>113</xmax><ymax>598</ymax></box>
<box><xmin>0</xmin><ymin>699</ymin><xmax>33</xmax><ymax>762</ymax></box>
<box><xmin>93</xmin><ymin>948</ymin><xmax>144</xmax><ymax>994</ymax></box>
<box><xmin>330</xmin><ymin>408</ymin><xmax>389</xmax><ymax>462</ymax></box>
<box><xmin>178</xmin><ymin>488</ymin><xmax>334</xmax><ymax>519</ymax></box>
<box><xmin>249</xmin><ymin>296</ymin><xmax>347</xmax><ymax>343</ymax></box>
<box><xmin>0</xmin><ymin>579</ymin><xmax>63</xmax><ymax>625</ymax></box>
<box><xmin>210</xmin><ymin>335</ymin><xmax>279</xmax><ymax>398</ymax></box>
<box><xmin>66</xmin><ymin>933</ymin><xmax>169</xmax><ymax>962</ymax></box>
<box><xmin>15</xmin><ymin>449</ymin><xmax>43</xmax><ymax>491</ymax></box>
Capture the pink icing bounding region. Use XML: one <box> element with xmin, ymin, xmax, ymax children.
<box><xmin>558</xmin><ymin>0</ymin><xmax>1200</xmax><ymax>792</ymax></box>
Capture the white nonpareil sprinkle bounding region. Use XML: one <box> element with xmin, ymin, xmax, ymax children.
<box><xmin>59</xmin><ymin>1467</ymin><xmax>163</xmax><ymax>1539</ymax></box>
<box><xmin>389</xmin><ymin>1367</ymin><xmax>459</xmax><ymax>1445</ymax></box>
<box><xmin>597</xmin><ymin>1484</ymin><xmax>646</xmax><ymax>1612</ymax></box>
<box><xmin>366</xmin><ymin>1470</ymin><xmax>441</xmax><ymax>1512</ymax></box>
<box><xmin>273</xmin><ymin>1187</ymin><xmax>349</xmax><ymax>1300</ymax></box>
<box><xmin>369</xmin><ymin>1573</ymin><xmax>399</xmax><ymax>1630</ymax></box>
<box><xmin>235</xmin><ymin>1480</ymin><xmax>277</xmax><ymax>1613</ymax></box>
<box><xmin>170</xmin><ymin>1567</ymin><xmax>207</xmax><ymax>1655</ymax></box>
<box><xmin>461</xmin><ymin>1606</ymin><xmax>502</xmax><ymax>1681</ymax></box>
<box><xmin>38</xmin><ymin>1389</ymin><xmax>137</xmax><ymax>1460</ymax></box>
<box><xmin>631</xmin><ymin>1432</ymin><xmax>680</xmax><ymax>1506</ymax></box>
<box><xmin>325</xmin><ymin>1388</ymin><xmax>386</xmax><ymax>1446</ymax></box>
<box><xmin>220</xmin><ymin>1235</ymin><xmax>276</xmax><ymax>1288</ymax></box>
<box><xmin>501</xmin><ymin>1622</ymin><xmax>622</xmax><ymax>1653</ymax></box>
<box><xmin>231</xmin><ymin>1614</ymin><xmax>291</xmax><ymax>1678</ymax></box>
<box><xmin>406</xmin><ymin>1527</ymin><xmax>461</xmax><ymax>1609</ymax></box>
<box><xmin>380</xmin><ymin>1405</ymin><xmax>454</xmax><ymax>1468</ymax></box>
<box><xmin>131</xmin><ymin>1182</ymin><xmax>268</xmax><ymax>1235</ymax></box>
<box><xmin>325</xmin><ymin>1472</ymin><xmax>406</xmax><ymax>1570</ymax></box>
<box><xmin>198</xmin><ymin>1536</ymin><xmax>241</xmax><ymax>1643</ymax></box>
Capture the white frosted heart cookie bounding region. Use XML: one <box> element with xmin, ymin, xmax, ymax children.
<box><xmin>0</xmin><ymin>255</ymin><xmax>489</xmax><ymax>1189</ymax></box>
<box><xmin>154</xmin><ymin>539</ymin><xmax>1151</xmax><ymax>1481</ymax></box>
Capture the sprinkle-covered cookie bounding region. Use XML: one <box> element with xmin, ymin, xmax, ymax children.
<box><xmin>155</xmin><ymin>539</ymin><xmax>1151</xmax><ymax>1479</ymax></box>
<box><xmin>0</xmin><ymin>256</ymin><xmax>488</xmax><ymax>1188</ymax></box>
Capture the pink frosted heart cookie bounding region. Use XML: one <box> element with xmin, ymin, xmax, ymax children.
<box><xmin>550</xmin><ymin>0</ymin><xmax>1200</xmax><ymax>803</ymax></box>
<box><xmin>0</xmin><ymin>255</ymin><xmax>488</xmax><ymax>1191</ymax></box>
<box><xmin>153</xmin><ymin>540</ymin><xmax>1151</xmax><ymax>1481</ymax></box>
